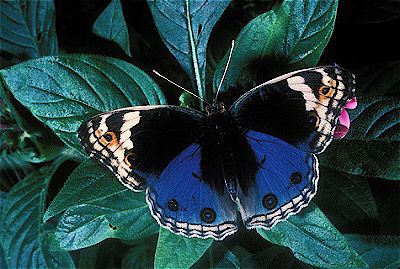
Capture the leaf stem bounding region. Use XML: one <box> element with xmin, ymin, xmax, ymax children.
<box><xmin>185</xmin><ymin>0</ymin><xmax>205</xmax><ymax>109</ymax></box>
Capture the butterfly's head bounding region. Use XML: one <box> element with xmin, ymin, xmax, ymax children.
<box><xmin>205</xmin><ymin>101</ymin><xmax>225</xmax><ymax>115</ymax></box>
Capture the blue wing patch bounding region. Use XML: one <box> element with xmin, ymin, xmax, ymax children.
<box><xmin>238</xmin><ymin>130</ymin><xmax>319</xmax><ymax>229</ymax></box>
<box><xmin>147</xmin><ymin>143</ymin><xmax>238</xmax><ymax>240</ymax></box>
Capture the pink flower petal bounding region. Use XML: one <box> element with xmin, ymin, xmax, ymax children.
<box><xmin>345</xmin><ymin>97</ymin><xmax>357</xmax><ymax>109</ymax></box>
<box><xmin>333</xmin><ymin>124</ymin><xmax>348</xmax><ymax>138</ymax></box>
<box><xmin>333</xmin><ymin>97</ymin><xmax>357</xmax><ymax>139</ymax></box>
<box><xmin>339</xmin><ymin>109</ymin><xmax>350</xmax><ymax>129</ymax></box>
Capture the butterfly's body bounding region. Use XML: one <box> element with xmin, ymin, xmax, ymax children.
<box><xmin>200</xmin><ymin>104</ymin><xmax>257</xmax><ymax>200</ymax></box>
<box><xmin>78</xmin><ymin>66</ymin><xmax>356</xmax><ymax>240</ymax></box>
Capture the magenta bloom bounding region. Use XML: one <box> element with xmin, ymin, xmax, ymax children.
<box><xmin>333</xmin><ymin>97</ymin><xmax>357</xmax><ymax>139</ymax></box>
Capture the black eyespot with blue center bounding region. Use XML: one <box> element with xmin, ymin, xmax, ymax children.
<box><xmin>307</xmin><ymin>113</ymin><xmax>319</xmax><ymax>129</ymax></box>
<box><xmin>262</xmin><ymin>193</ymin><xmax>278</xmax><ymax>210</ymax></box>
<box><xmin>291</xmin><ymin>172</ymin><xmax>302</xmax><ymax>184</ymax></box>
<box><xmin>322</xmin><ymin>87</ymin><xmax>330</xmax><ymax>95</ymax></box>
<box><xmin>168</xmin><ymin>199</ymin><xmax>179</xmax><ymax>212</ymax></box>
<box><xmin>103</xmin><ymin>132</ymin><xmax>113</xmax><ymax>141</ymax></box>
<box><xmin>200</xmin><ymin>207</ymin><xmax>216</xmax><ymax>223</ymax></box>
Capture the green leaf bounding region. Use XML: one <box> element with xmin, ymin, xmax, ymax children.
<box><xmin>179</xmin><ymin>92</ymin><xmax>197</xmax><ymax>108</ymax></box>
<box><xmin>0</xmin><ymin>164</ymin><xmax>74</xmax><ymax>268</ymax></box>
<box><xmin>193</xmin><ymin>242</ymin><xmax>242</xmax><ymax>268</ymax></box>
<box><xmin>345</xmin><ymin>234</ymin><xmax>400</xmax><ymax>268</ymax></box>
<box><xmin>346</xmin><ymin>95</ymin><xmax>399</xmax><ymax>142</ymax></box>
<box><xmin>44</xmin><ymin>158</ymin><xmax>126</xmax><ymax>222</ymax></box>
<box><xmin>257</xmin><ymin>203</ymin><xmax>367</xmax><ymax>268</ymax></box>
<box><xmin>0</xmin><ymin>0</ymin><xmax>58</xmax><ymax>64</ymax></box>
<box><xmin>77</xmin><ymin>237</ymin><xmax>143</xmax><ymax>268</ymax></box>
<box><xmin>320</xmin><ymin>95</ymin><xmax>400</xmax><ymax>180</ymax></box>
<box><xmin>121</xmin><ymin>241</ymin><xmax>156</xmax><ymax>268</ymax></box>
<box><xmin>0</xmin><ymin>55</ymin><xmax>166</xmax><ymax>154</ymax></box>
<box><xmin>214</xmin><ymin>0</ymin><xmax>338</xmax><ymax>96</ymax></box>
<box><xmin>147</xmin><ymin>0</ymin><xmax>230</xmax><ymax>99</ymax></box>
<box><xmin>355</xmin><ymin>61</ymin><xmax>399</xmax><ymax>97</ymax></box>
<box><xmin>0</xmin><ymin>191</ymin><xmax>7</xmax><ymax>218</ymax></box>
<box><xmin>0</xmin><ymin>72</ymin><xmax>68</xmax><ymax>162</ymax></box>
<box><xmin>154</xmin><ymin>227</ymin><xmax>213</xmax><ymax>269</ymax></box>
<box><xmin>321</xmin><ymin>140</ymin><xmax>399</xmax><ymax>180</ymax></box>
<box><xmin>93</xmin><ymin>0</ymin><xmax>131</xmax><ymax>57</ymax></box>
<box><xmin>50</xmin><ymin>160</ymin><xmax>158</xmax><ymax>250</ymax></box>
<box><xmin>0</xmin><ymin>192</ymin><xmax>8</xmax><ymax>268</ymax></box>
<box><xmin>240</xmin><ymin>245</ymin><xmax>311</xmax><ymax>268</ymax></box>
<box><xmin>212</xmin><ymin>248</ymin><xmax>241</xmax><ymax>269</ymax></box>
<box><xmin>54</xmin><ymin>189</ymin><xmax>159</xmax><ymax>250</ymax></box>
<box><xmin>314</xmin><ymin>166</ymin><xmax>379</xmax><ymax>232</ymax></box>
<box><xmin>0</xmin><ymin>150</ymin><xmax>35</xmax><ymax>191</ymax></box>
<box><xmin>77</xmin><ymin>243</ymin><xmax>100</xmax><ymax>269</ymax></box>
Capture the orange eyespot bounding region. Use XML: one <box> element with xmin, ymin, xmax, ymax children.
<box><xmin>99</xmin><ymin>131</ymin><xmax>117</xmax><ymax>146</ymax></box>
<box><xmin>319</xmin><ymin>86</ymin><xmax>334</xmax><ymax>96</ymax></box>
<box><xmin>125</xmin><ymin>153</ymin><xmax>136</xmax><ymax>167</ymax></box>
<box><xmin>103</xmin><ymin>132</ymin><xmax>115</xmax><ymax>141</ymax></box>
<box><xmin>307</xmin><ymin>113</ymin><xmax>320</xmax><ymax>129</ymax></box>
<box><xmin>318</xmin><ymin>86</ymin><xmax>335</xmax><ymax>101</ymax></box>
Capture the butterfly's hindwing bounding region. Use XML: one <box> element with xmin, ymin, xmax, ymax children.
<box><xmin>147</xmin><ymin>143</ymin><xmax>238</xmax><ymax>240</ymax></box>
<box><xmin>230</xmin><ymin>66</ymin><xmax>356</xmax><ymax>153</ymax></box>
<box><xmin>238</xmin><ymin>131</ymin><xmax>318</xmax><ymax>229</ymax></box>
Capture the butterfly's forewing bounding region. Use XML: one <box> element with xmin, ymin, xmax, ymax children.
<box><xmin>237</xmin><ymin>131</ymin><xmax>318</xmax><ymax>229</ymax></box>
<box><xmin>230</xmin><ymin>66</ymin><xmax>356</xmax><ymax>153</ymax></box>
<box><xmin>78</xmin><ymin>105</ymin><xmax>205</xmax><ymax>190</ymax></box>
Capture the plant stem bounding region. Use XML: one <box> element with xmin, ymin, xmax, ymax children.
<box><xmin>185</xmin><ymin>0</ymin><xmax>205</xmax><ymax>109</ymax></box>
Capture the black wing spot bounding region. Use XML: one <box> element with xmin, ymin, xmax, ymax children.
<box><xmin>168</xmin><ymin>199</ymin><xmax>179</xmax><ymax>212</ymax></box>
<box><xmin>200</xmin><ymin>207</ymin><xmax>216</xmax><ymax>223</ymax></box>
<box><xmin>262</xmin><ymin>193</ymin><xmax>278</xmax><ymax>210</ymax></box>
<box><xmin>290</xmin><ymin>172</ymin><xmax>302</xmax><ymax>184</ymax></box>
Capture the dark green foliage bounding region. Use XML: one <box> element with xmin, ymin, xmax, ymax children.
<box><xmin>0</xmin><ymin>0</ymin><xmax>58</xmax><ymax>61</ymax></box>
<box><xmin>320</xmin><ymin>95</ymin><xmax>400</xmax><ymax>180</ymax></box>
<box><xmin>93</xmin><ymin>0</ymin><xmax>131</xmax><ymax>57</ymax></box>
<box><xmin>0</xmin><ymin>161</ymin><xmax>74</xmax><ymax>268</ymax></box>
<box><xmin>0</xmin><ymin>0</ymin><xmax>399</xmax><ymax>268</ymax></box>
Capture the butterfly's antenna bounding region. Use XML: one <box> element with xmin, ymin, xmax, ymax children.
<box><xmin>214</xmin><ymin>40</ymin><xmax>235</xmax><ymax>104</ymax></box>
<box><xmin>153</xmin><ymin>70</ymin><xmax>210</xmax><ymax>105</ymax></box>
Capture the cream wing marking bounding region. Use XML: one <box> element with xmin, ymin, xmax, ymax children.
<box><xmin>79</xmin><ymin>109</ymin><xmax>145</xmax><ymax>190</ymax></box>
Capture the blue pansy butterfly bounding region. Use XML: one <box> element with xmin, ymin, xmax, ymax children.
<box><xmin>78</xmin><ymin>66</ymin><xmax>356</xmax><ymax>240</ymax></box>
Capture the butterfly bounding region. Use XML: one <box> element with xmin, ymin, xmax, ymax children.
<box><xmin>78</xmin><ymin>66</ymin><xmax>356</xmax><ymax>240</ymax></box>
